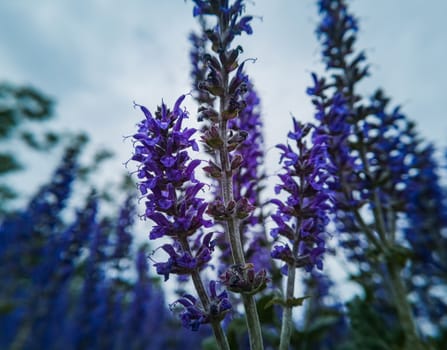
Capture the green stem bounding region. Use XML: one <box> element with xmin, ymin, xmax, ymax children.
<box><xmin>386</xmin><ymin>260</ymin><xmax>424</xmax><ymax>350</ymax></box>
<box><xmin>242</xmin><ymin>294</ymin><xmax>265</xmax><ymax>350</ymax></box>
<box><xmin>279</xmin><ymin>262</ymin><xmax>296</xmax><ymax>350</ymax></box>
<box><xmin>218</xmin><ymin>114</ymin><xmax>264</xmax><ymax>350</ymax></box>
<box><xmin>180</xmin><ymin>238</ymin><xmax>230</xmax><ymax>350</ymax></box>
<box><xmin>214</xmin><ymin>41</ymin><xmax>263</xmax><ymax>350</ymax></box>
<box><xmin>190</xmin><ymin>270</ymin><xmax>231</xmax><ymax>350</ymax></box>
<box><xmin>356</xmin><ymin>128</ymin><xmax>423</xmax><ymax>350</ymax></box>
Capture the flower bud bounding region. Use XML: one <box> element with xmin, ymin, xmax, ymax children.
<box><xmin>201</xmin><ymin>125</ymin><xmax>223</xmax><ymax>149</ymax></box>
<box><xmin>220</xmin><ymin>263</ymin><xmax>269</xmax><ymax>295</ymax></box>
<box><xmin>230</xmin><ymin>154</ymin><xmax>244</xmax><ymax>171</ymax></box>
<box><xmin>203</xmin><ymin>160</ymin><xmax>222</xmax><ymax>179</ymax></box>
<box><xmin>197</xmin><ymin>106</ymin><xmax>218</xmax><ymax>122</ymax></box>
<box><xmin>235</xmin><ymin>197</ymin><xmax>255</xmax><ymax>219</ymax></box>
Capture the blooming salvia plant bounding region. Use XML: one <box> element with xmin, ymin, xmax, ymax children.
<box><xmin>130</xmin><ymin>0</ymin><xmax>446</xmax><ymax>349</ymax></box>
<box><xmin>311</xmin><ymin>0</ymin><xmax>446</xmax><ymax>349</ymax></box>
<box><xmin>270</xmin><ymin>118</ymin><xmax>335</xmax><ymax>350</ymax></box>
<box><xmin>131</xmin><ymin>95</ymin><xmax>232</xmax><ymax>348</ymax></box>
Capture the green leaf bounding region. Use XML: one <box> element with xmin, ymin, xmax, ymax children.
<box><xmin>0</xmin><ymin>153</ymin><xmax>22</xmax><ymax>174</ymax></box>
<box><xmin>264</xmin><ymin>295</ymin><xmax>310</xmax><ymax>309</ymax></box>
<box><xmin>0</xmin><ymin>109</ymin><xmax>18</xmax><ymax>139</ymax></box>
<box><xmin>201</xmin><ymin>336</ymin><xmax>219</xmax><ymax>350</ymax></box>
<box><xmin>15</xmin><ymin>86</ymin><xmax>53</xmax><ymax>120</ymax></box>
<box><xmin>256</xmin><ymin>294</ymin><xmax>276</xmax><ymax>324</ymax></box>
<box><xmin>19</xmin><ymin>130</ymin><xmax>61</xmax><ymax>151</ymax></box>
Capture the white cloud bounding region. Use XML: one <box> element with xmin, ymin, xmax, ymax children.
<box><xmin>1</xmin><ymin>0</ymin><xmax>446</xmax><ymax>196</ymax></box>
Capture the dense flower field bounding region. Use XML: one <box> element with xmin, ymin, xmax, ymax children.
<box><xmin>1</xmin><ymin>1</ymin><xmax>446</xmax><ymax>349</ymax></box>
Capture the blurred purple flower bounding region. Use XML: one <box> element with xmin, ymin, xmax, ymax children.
<box><xmin>171</xmin><ymin>281</ymin><xmax>231</xmax><ymax>331</ymax></box>
<box><xmin>270</xmin><ymin>119</ymin><xmax>334</xmax><ymax>273</ymax></box>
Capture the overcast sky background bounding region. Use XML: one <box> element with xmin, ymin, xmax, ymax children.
<box><xmin>1</xmin><ymin>0</ymin><xmax>447</xmax><ymax>192</ymax></box>
<box><xmin>1</xmin><ymin>0</ymin><xmax>447</xmax><ymax>308</ymax></box>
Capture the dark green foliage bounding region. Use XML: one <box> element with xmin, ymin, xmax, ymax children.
<box><xmin>0</xmin><ymin>82</ymin><xmax>54</xmax><ymax>139</ymax></box>
<box><xmin>0</xmin><ymin>82</ymin><xmax>61</xmax><ymax>214</ymax></box>
<box><xmin>0</xmin><ymin>153</ymin><xmax>22</xmax><ymax>174</ymax></box>
<box><xmin>341</xmin><ymin>297</ymin><xmax>402</xmax><ymax>350</ymax></box>
<box><xmin>0</xmin><ymin>137</ymin><xmax>208</xmax><ymax>350</ymax></box>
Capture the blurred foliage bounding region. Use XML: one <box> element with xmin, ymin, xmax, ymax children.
<box><xmin>0</xmin><ymin>82</ymin><xmax>60</xmax><ymax>214</ymax></box>
<box><xmin>0</xmin><ymin>82</ymin><xmax>210</xmax><ymax>349</ymax></box>
<box><xmin>0</xmin><ymin>129</ymin><xmax>209</xmax><ymax>350</ymax></box>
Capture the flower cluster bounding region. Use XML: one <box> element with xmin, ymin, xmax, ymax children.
<box><xmin>0</xmin><ymin>141</ymin><xmax>206</xmax><ymax>350</ymax></box>
<box><xmin>186</xmin><ymin>2</ymin><xmax>267</xmax><ymax>348</ymax></box>
<box><xmin>171</xmin><ymin>281</ymin><xmax>231</xmax><ymax>331</ymax></box>
<box><xmin>315</xmin><ymin>1</ymin><xmax>446</xmax><ymax>348</ymax></box>
<box><xmin>404</xmin><ymin>144</ymin><xmax>447</xmax><ymax>269</ymax></box>
<box><xmin>271</xmin><ymin>119</ymin><xmax>334</xmax><ymax>274</ymax></box>
<box><xmin>132</xmin><ymin>96</ymin><xmax>213</xmax><ymax>280</ymax></box>
<box><xmin>220</xmin><ymin>262</ymin><xmax>268</xmax><ymax>295</ymax></box>
<box><xmin>189</xmin><ymin>1</ymin><xmax>266</xmax><ymax>282</ymax></box>
<box><xmin>316</xmin><ymin>0</ymin><xmax>367</xmax><ymax>82</ymax></box>
<box><xmin>131</xmin><ymin>95</ymin><xmax>233</xmax><ymax>339</ymax></box>
<box><xmin>153</xmin><ymin>232</ymin><xmax>215</xmax><ymax>281</ymax></box>
<box><xmin>403</xmin><ymin>144</ymin><xmax>447</xmax><ymax>328</ymax></box>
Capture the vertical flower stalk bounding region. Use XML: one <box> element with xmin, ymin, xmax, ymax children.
<box><xmin>315</xmin><ymin>0</ymin><xmax>427</xmax><ymax>348</ymax></box>
<box><xmin>271</xmin><ymin>119</ymin><xmax>334</xmax><ymax>350</ymax></box>
<box><xmin>301</xmin><ymin>271</ymin><xmax>348</xmax><ymax>349</ymax></box>
<box><xmin>191</xmin><ymin>1</ymin><xmax>266</xmax><ymax>349</ymax></box>
<box><xmin>229</xmin><ymin>83</ymin><xmax>271</xmax><ymax>272</ymax></box>
<box><xmin>131</xmin><ymin>96</ymin><xmax>230</xmax><ymax>349</ymax></box>
<box><xmin>190</xmin><ymin>27</ymin><xmax>270</xmax><ymax>275</ymax></box>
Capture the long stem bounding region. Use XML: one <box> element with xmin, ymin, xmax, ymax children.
<box><xmin>341</xmin><ymin>60</ymin><xmax>424</xmax><ymax>348</ymax></box>
<box><xmin>357</xmin><ymin>129</ymin><xmax>423</xmax><ymax>350</ymax></box>
<box><xmin>386</xmin><ymin>260</ymin><xmax>424</xmax><ymax>350</ymax></box>
<box><xmin>217</xmin><ymin>65</ymin><xmax>264</xmax><ymax>350</ymax></box>
<box><xmin>180</xmin><ymin>238</ymin><xmax>230</xmax><ymax>350</ymax></box>
<box><xmin>190</xmin><ymin>270</ymin><xmax>231</xmax><ymax>350</ymax></box>
<box><xmin>279</xmin><ymin>262</ymin><xmax>296</xmax><ymax>350</ymax></box>
<box><xmin>218</xmin><ymin>107</ymin><xmax>264</xmax><ymax>350</ymax></box>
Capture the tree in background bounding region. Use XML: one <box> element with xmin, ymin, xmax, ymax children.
<box><xmin>0</xmin><ymin>83</ymin><xmax>59</xmax><ymax>215</ymax></box>
<box><xmin>0</xmin><ymin>87</ymin><xmax>209</xmax><ymax>350</ymax></box>
<box><xmin>1</xmin><ymin>1</ymin><xmax>446</xmax><ymax>349</ymax></box>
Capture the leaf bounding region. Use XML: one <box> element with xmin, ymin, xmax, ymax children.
<box><xmin>287</xmin><ymin>296</ymin><xmax>311</xmax><ymax>307</ymax></box>
<box><xmin>0</xmin><ymin>153</ymin><xmax>22</xmax><ymax>174</ymax></box>
<box><xmin>256</xmin><ymin>294</ymin><xmax>276</xmax><ymax>324</ymax></box>
<box><xmin>0</xmin><ymin>110</ymin><xmax>17</xmax><ymax>138</ymax></box>
<box><xmin>264</xmin><ymin>295</ymin><xmax>310</xmax><ymax>309</ymax></box>
<box><xmin>201</xmin><ymin>337</ymin><xmax>219</xmax><ymax>350</ymax></box>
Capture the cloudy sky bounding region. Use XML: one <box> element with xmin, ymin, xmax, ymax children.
<box><xmin>2</xmin><ymin>0</ymin><xmax>446</xmax><ymax>305</ymax></box>
<box><xmin>1</xmin><ymin>0</ymin><xmax>447</xmax><ymax>193</ymax></box>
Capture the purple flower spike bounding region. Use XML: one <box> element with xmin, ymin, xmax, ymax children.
<box><xmin>172</xmin><ymin>294</ymin><xmax>207</xmax><ymax>331</ymax></box>
<box><xmin>171</xmin><ymin>281</ymin><xmax>232</xmax><ymax>331</ymax></box>
<box><xmin>270</xmin><ymin>118</ymin><xmax>334</xmax><ymax>273</ymax></box>
<box><xmin>131</xmin><ymin>96</ymin><xmax>212</xmax><ymax>281</ymax></box>
<box><xmin>153</xmin><ymin>233</ymin><xmax>215</xmax><ymax>282</ymax></box>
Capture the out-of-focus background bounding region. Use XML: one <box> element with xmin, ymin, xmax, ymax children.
<box><xmin>0</xmin><ymin>0</ymin><xmax>447</xmax><ymax>348</ymax></box>
<box><xmin>1</xmin><ymin>0</ymin><xmax>446</xmax><ymax>205</ymax></box>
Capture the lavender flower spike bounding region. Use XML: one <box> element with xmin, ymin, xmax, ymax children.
<box><xmin>131</xmin><ymin>95</ymin><xmax>211</xmax><ymax>279</ymax></box>
<box><xmin>271</xmin><ymin>118</ymin><xmax>334</xmax><ymax>350</ymax></box>
<box><xmin>131</xmin><ymin>96</ymin><xmax>230</xmax><ymax>350</ymax></box>
<box><xmin>271</xmin><ymin>119</ymin><xmax>333</xmax><ymax>274</ymax></box>
<box><xmin>171</xmin><ymin>280</ymin><xmax>231</xmax><ymax>331</ymax></box>
<box><xmin>132</xmin><ymin>95</ymin><xmax>208</xmax><ymax>241</ymax></box>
